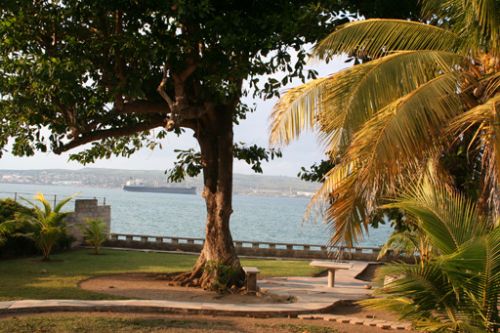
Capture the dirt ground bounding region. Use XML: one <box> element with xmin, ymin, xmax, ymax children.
<box><xmin>0</xmin><ymin>312</ymin><xmax>416</xmax><ymax>333</ymax></box>
<box><xmin>79</xmin><ymin>265</ymin><xmax>404</xmax><ymax>325</ymax></box>
<box><xmin>80</xmin><ymin>273</ymin><xmax>294</xmax><ymax>304</ymax></box>
<box><xmin>1</xmin><ymin>264</ymin><xmax>415</xmax><ymax>332</ymax></box>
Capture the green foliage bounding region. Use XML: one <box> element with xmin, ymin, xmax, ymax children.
<box><xmin>80</xmin><ymin>219</ymin><xmax>107</xmax><ymax>255</ymax></box>
<box><xmin>234</xmin><ymin>144</ymin><xmax>282</xmax><ymax>174</ymax></box>
<box><xmin>0</xmin><ymin>0</ymin><xmax>363</xmax><ymax>161</ymax></box>
<box><xmin>0</xmin><ymin>0</ymin><xmax>421</xmax><ymax>169</ymax></box>
<box><xmin>0</xmin><ymin>198</ymin><xmax>30</xmax><ymax>242</ymax></box>
<box><xmin>376</xmin><ymin>227</ymin><xmax>424</xmax><ymax>262</ymax></box>
<box><xmin>166</xmin><ymin>143</ymin><xmax>282</xmax><ymax>182</ymax></box>
<box><xmin>17</xmin><ymin>193</ymin><xmax>74</xmax><ymax>260</ymax></box>
<box><xmin>346</xmin><ymin>0</ymin><xmax>421</xmax><ymax>20</ymax></box>
<box><xmin>0</xmin><ymin>198</ymin><xmax>33</xmax><ymax>222</ymax></box>
<box><xmin>0</xmin><ymin>198</ymin><xmax>74</xmax><ymax>258</ymax></box>
<box><xmin>0</xmin><ymin>199</ymin><xmax>37</xmax><ymax>255</ymax></box>
<box><xmin>298</xmin><ymin>159</ymin><xmax>336</xmax><ymax>183</ymax></box>
<box><xmin>363</xmin><ymin>178</ymin><xmax>500</xmax><ymax>332</ymax></box>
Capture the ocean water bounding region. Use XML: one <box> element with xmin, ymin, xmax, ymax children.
<box><xmin>0</xmin><ymin>182</ymin><xmax>392</xmax><ymax>247</ymax></box>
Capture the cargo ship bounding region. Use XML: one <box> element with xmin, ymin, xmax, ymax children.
<box><xmin>123</xmin><ymin>179</ymin><xmax>196</xmax><ymax>195</ymax></box>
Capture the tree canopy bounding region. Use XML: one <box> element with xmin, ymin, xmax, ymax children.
<box><xmin>1</xmin><ymin>0</ymin><xmax>337</xmax><ymax>160</ymax></box>
<box><xmin>0</xmin><ymin>0</ymin><xmax>422</xmax><ymax>162</ymax></box>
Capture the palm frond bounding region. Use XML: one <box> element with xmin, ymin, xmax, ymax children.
<box><xmin>270</xmin><ymin>50</ymin><xmax>463</xmax><ymax>154</ymax></box>
<box><xmin>364</xmin><ymin>263</ymin><xmax>460</xmax><ymax>326</ymax></box>
<box><xmin>302</xmin><ymin>161</ymin><xmax>370</xmax><ymax>246</ymax></box>
<box><xmin>54</xmin><ymin>194</ymin><xmax>76</xmax><ymax>213</ymax></box>
<box><xmin>326</xmin><ymin>187</ymin><xmax>369</xmax><ymax>246</ymax></box>
<box><xmin>347</xmin><ymin>73</ymin><xmax>464</xmax><ymax>174</ymax></box>
<box><xmin>36</xmin><ymin>193</ymin><xmax>52</xmax><ymax>216</ymax></box>
<box><xmin>448</xmin><ymin>94</ymin><xmax>500</xmax><ymax>217</ymax></box>
<box><xmin>318</xmin><ymin>51</ymin><xmax>463</xmax><ymax>155</ymax></box>
<box><xmin>269</xmin><ymin>76</ymin><xmax>329</xmax><ymax>146</ymax></box>
<box><xmin>431</xmin><ymin>226</ymin><xmax>500</xmax><ymax>330</ymax></box>
<box><xmin>482</xmin><ymin>72</ymin><xmax>500</xmax><ymax>98</ymax></box>
<box><xmin>314</xmin><ymin>19</ymin><xmax>460</xmax><ymax>60</ymax></box>
<box><xmin>320</xmin><ymin>74</ymin><xmax>464</xmax><ymax>245</ymax></box>
<box><xmin>422</xmin><ymin>0</ymin><xmax>499</xmax><ymax>56</ymax></box>
<box><xmin>383</xmin><ymin>177</ymin><xmax>484</xmax><ymax>255</ymax></box>
<box><xmin>377</xmin><ymin>229</ymin><xmax>421</xmax><ymax>260</ymax></box>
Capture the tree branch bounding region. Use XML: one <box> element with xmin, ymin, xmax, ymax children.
<box><xmin>83</xmin><ymin>100</ymin><xmax>168</xmax><ymax>132</ymax></box>
<box><xmin>156</xmin><ymin>61</ymin><xmax>203</xmax><ymax>132</ymax></box>
<box><xmin>113</xmin><ymin>10</ymin><xmax>126</xmax><ymax>110</ymax></box>
<box><xmin>54</xmin><ymin>116</ymin><xmax>165</xmax><ymax>154</ymax></box>
<box><xmin>176</xmin><ymin>61</ymin><xmax>197</xmax><ymax>82</ymax></box>
<box><xmin>157</xmin><ymin>66</ymin><xmax>175</xmax><ymax>111</ymax></box>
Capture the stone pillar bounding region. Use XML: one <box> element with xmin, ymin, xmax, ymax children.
<box><xmin>328</xmin><ymin>270</ymin><xmax>336</xmax><ymax>288</ymax></box>
<box><xmin>66</xmin><ymin>199</ymin><xmax>111</xmax><ymax>247</ymax></box>
<box><xmin>247</xmin><ymin>273</ymin><xmax>257</xmax><ymax>293</ymax></box>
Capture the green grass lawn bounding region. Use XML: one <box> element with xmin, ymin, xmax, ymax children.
<box><xmin>0</xmin><ymin>249</ymin><xmax>321</xmax><ymax>301</ymax></box>
<box><xmin>0</xmin><ymin>313</ymin><xmax>339</xmax><ymax>333</ymax></box>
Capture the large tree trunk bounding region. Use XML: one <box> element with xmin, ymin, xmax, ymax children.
<box><xmin>176</xmin><ymin>105</ymin><xmax>244</xmax><ymax>291</ymax></box>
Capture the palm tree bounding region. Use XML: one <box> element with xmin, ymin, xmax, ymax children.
<box><xmin>270</xmin><ymin>0</ymin><xmax>499</xmax><ymax>245</ymax></box>
<box><xmin>80</xmin><ymin>218</ymin><xmax>107</xmax><ymax>255</ymax></box>
<box><xmin>19</xmin><ymin>193</ymin><xmax>74</xmax><ymax>260</ymax></box>
<box><xmin>362</xmin><ymin>177</ymin><xmax>500</xmax><ymax>332</ymax></box>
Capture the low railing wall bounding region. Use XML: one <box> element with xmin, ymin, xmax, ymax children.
<box><xmin>105</xmin><ymin>233</ymin><xmax>409</xmax><ymax>262</ymax></box>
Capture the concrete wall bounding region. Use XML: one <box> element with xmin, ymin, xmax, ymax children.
<box><xmin>66</xmin><ymin>199</ymin><xmax>111</xmax><ymax>246</ymax></box>
<box><xmin>105</xmin><ymin>233</ymin><xmax>415</xmax><ymax>262</ymax></box>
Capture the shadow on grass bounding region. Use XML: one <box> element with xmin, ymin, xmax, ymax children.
<box><xmin>0</xmin><ymin>248</ymin><xmax>318</xmax><ymax>301</ymax></box>
<box><xmin>0</xmin><ymin>249</ymin><xmax>196</xmax><ymax>301</ymax></box>
<box><xmin>0</xmin><ymin>316</ymin><xmax>238</xmax><ymax>333</ymax></box>
<box><xmin>125</xmin><ymin>318</ymin><xmax>236</xmax><ymax>330</ymax></box>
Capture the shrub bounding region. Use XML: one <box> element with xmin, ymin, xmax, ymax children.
<box><xmin>363</xmin><ymin>180</ymin><xmax>500</xmax><ymax>332</ymax></box>
<box><xmin>80</xmin><ymin>219</ymin><xmax>107</xmax><ymax>255</ymax></box>
<box><xmin>0</xmin><ymin>199</ymin><xmax>38</xmax><ymax>257</ymax></box>
<box><xmin>0</xmin><ymin>197</ymin><xmax>76</xmax><ymax>259</ymax></box>
<box><xmin>0</xmin><ymin>198</ymin><xmax>33</xmax><ymax>221</ymax></box>
<box><xmin>16</xmin><ymin>193</ymin><xmax>74</xmax><ymax>260</ymax></box>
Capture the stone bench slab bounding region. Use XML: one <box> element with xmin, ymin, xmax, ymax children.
<box><xmin>309</xmin><ymin>261</ymin><xmax>352</xmax><ymax>270</ymax></box>
<box><xmin>243</xmin><ymin>266</ymin><xmax>260</xmax><ymax>293</ymax></box>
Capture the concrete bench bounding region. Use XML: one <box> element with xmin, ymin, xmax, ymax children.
<box><xmin>309</xmin><ymin>260</ymin><xmax>352</xmax><ymax>287</ymax></box>
<box><xmin>243</xmin><ymin>266</ymin><xmax>260</xmax><ymax>293</ymax></box>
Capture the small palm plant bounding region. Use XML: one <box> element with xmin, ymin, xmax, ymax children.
<box><xmin>80</xmin><ymin>218</ymin><xmax>107</xmax><ymax>255</ymax></box>
<box><xmin>18</xmin><ymin>193</ymin><xmax>74</xmax><ymax>260</ymax></box>
<box><xmin>363</xmin><ymin>178</ymin><xmax>500</xmax><ymax>332</ymax></box>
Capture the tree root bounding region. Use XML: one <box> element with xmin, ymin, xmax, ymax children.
<box><xmin>170</xmin><ymin>258</ymin><xmax>245</xmax><ymax>292</ymax></box>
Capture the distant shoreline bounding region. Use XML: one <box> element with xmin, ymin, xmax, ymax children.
<box><xmin>0</xmin><ymin>181</ymin><xmax>315</xmax><ymax>199</ymax></box>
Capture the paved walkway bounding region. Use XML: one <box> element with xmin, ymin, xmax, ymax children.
<box><xmin>0</xmin><ymin>261</ymin><xmax>373</xmax><ymax>316</ymax></box>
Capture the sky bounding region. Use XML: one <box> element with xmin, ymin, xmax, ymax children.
<box><xmin>0</xmin><ymin>55</ymin><xmax>350</xmax><ymax>177</ymax></box>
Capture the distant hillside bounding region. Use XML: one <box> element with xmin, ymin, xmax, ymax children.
<box><xmin>0</xmin><ymin>168</ymin><xmax>320</xmax><ymax>197</ymax></box>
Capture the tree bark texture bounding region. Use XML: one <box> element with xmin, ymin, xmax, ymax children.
<box><xmin>176</xmin><ymin>104</ymin><xmax>244</xmax><ymax>291</ymax></box>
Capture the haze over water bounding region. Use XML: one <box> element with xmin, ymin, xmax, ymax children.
<box><xmin>0</xmin><ymin>182</ymin><xmax>391</xmax><ymax>247</ymax></box>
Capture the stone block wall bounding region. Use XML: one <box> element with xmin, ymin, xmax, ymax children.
<box><xmin>105</xmin><ymin>234</ymin><xmax>415</xmax><ymax>262</ymax></box>
<box><xmin>66</xmin><ymin>199</ymin><xmax>111</xmax><ymax>246</ymax></box>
